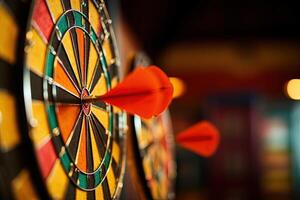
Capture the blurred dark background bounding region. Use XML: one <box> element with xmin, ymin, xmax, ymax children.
<box><xmin>112</xmin><ymin>0</ymin><xmax>300</xmax><ymax>199</ymax></box>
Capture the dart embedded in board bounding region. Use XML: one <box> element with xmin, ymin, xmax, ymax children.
<box><xmin>82</xmin><ymin>65</ymin><xmax>174</xmax><ymax>119</ymax></box>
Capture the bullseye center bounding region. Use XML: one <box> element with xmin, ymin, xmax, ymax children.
<box><xmin>81</xmin><ymin>88</ymin><xmax>91</xmax><ymax>116</ymax></box>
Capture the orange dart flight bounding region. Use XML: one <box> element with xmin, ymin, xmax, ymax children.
<box><xmin>84</xmin><ymin>66</ymin><xmax>173</xmax><ymax>118</ymax></box>
<box><xmin>176</xmin><ymin>121</ymin><xmax>220</xmax><ymax>157</ymax></box>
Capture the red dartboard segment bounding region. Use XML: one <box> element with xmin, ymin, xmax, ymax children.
<box><xmin>97</xmin><ymin>21</ymin><xmax>102</xmax><ymax>38</ymax></box>
<box><xmin>36</xmin><ymin>139</ymin><xmax>57</xmax><ymax>179</ymax></box>
<box><xmin>32</xmin><ymin>0</ymin><xmax>53</xmax><ymax>40</ymax></box>
<box><xmin>160</xmin><ymin>134</ymin><xmax>168</xmax><ymax>150</ymax></box>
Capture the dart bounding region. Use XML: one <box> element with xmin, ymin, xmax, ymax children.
<box><xmin>176</xmin><ymin>121</ymin><xmax>220</xmax><ymax>157</ymax></box>
<box><xmin>83</xmin><ymin>66</ymin><xmax>174</xmax><ymax>119</ymax></box>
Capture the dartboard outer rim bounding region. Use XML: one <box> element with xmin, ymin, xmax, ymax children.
<box><xmin>0</xmin><ymin>0</ymin><xmax>47</xmax><ymax>199</ymax></box>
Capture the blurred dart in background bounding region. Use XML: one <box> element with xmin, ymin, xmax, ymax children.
<box><xmin>176</xmin><ymin>121</ymin><xmax>220</xmax><ymax>157</ymax></box>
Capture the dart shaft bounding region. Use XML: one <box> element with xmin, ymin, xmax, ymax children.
<box><xmin>82</xmin><ymin>86</ymin><xmax>172</xmax><ymax>103</ymax></box>
<box><xmin>81</xmin><ymin>96</ymin><xmax>99</xmax><ymax>103</ymax></box>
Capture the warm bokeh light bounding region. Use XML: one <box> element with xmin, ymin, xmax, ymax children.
<box><xmin>286</xmin><ymin>79</ymin><xmax>300</xmax><ymax>100</ymax></box>
<box><xmin>169</xmin><ymin>77</ymin><xmax>186</xmax><ymax>98</ymax></box>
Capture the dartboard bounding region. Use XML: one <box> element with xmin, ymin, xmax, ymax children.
<box><xmin>0</xmin><ymin>0</ymin><xmax>38</xmax><ymax>199</ymax></box>
<box><xmin>23</xmin><ymin>0</ymin><xmax>125</xmax><ymax>199</ymax></box>
<box><xmin>127</xmin><ymin>53</ymin><xmax>176</xmax><ymax>200</ymax></box>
